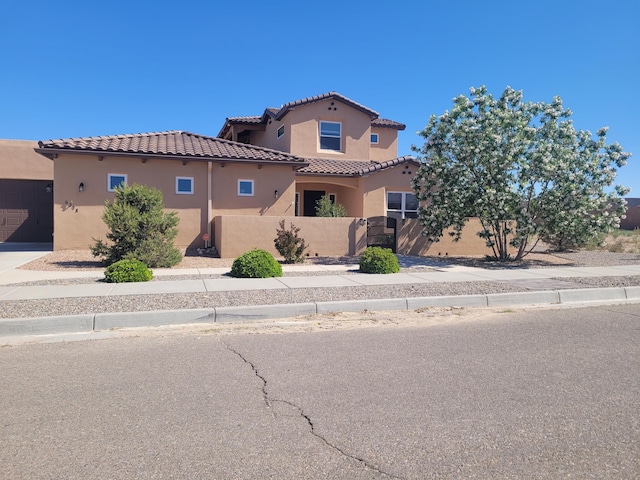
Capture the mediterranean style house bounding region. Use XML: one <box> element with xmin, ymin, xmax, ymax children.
<box><xmin>29</xmin><ymin>91</ymin><xmax>491</xmax><ymax>257</ymax></box>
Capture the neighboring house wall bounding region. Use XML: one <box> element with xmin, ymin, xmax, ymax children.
<box><xmin>620</xmin><ymin>199</ymin><xmax>640</xmax><ymax>230</ymax></box>
<box><xmin>215</xmin><ymin>215</ymin><xmax>367</xmax><ymax>258</ymax></box>
<box><xmin>0</xmin><ymin>140</ymin><xmax>53</xmax><ymax>180</ymax></box>
<box><xmin>0</xmin><ymin>140</ymin><xmax>54</xmax><ymax>242</ymax></box>
<box><xmin>52</xmin><ymin>154</ymin><xmax>211</xmax><ymax>250</ymax></box>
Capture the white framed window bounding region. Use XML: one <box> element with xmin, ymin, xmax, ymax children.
<box><xmin>277</xmin><ymin>124</ymin><xmax>285</xmax><ymax>139</ymax></box>
<box><xmin>107</xmin><ymin>173</ymin><xmax>127</xmax><ymax>192</ymax></box>
<box><xmin>328</xmin><ymin>193</ymin><xmax>337</xmax><ymax>204</ymax></box>
<box><xmin>238</xmin><ymin>179</ymin><xmax>254</xmax><ymax>196</ymax></box>
<box><xmin>319</xmin><ymin>121</ymin><xmax>341</xmax><ymax>151</ymax></box>
<box><xmin>176</xmin><ymin>176</ymin><xmax>194</xmax><ymax>194</ymax></box>
<box><xmin>370</xmin><ymin>133</ymin><xmax>379</xmax><ymax>144</ymax></box>
<box><xmin>387</xmin><ymin>191</ymin><xmax>419</xmax><ymax>219</ymax></box>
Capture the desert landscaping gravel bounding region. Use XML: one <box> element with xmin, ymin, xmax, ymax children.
<box><xmin>2</xmin><ymin>249</ymin><xmax>639</xmax><ymax>319</ymax></box>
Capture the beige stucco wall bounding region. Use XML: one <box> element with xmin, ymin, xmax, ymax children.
<box><xmin>263</xmin><ymin>99</ymin><xmax>396</xmax><ymax>161</ymax></box>
<box><xmin>211</xmin><ymin>162</ymin><xmax>297</xmax><ymax>217</ymax></box>
<box><xmin>52</xmin><ymin>154</ymin><xmax>210</xmax><ymax>250</ymax></box>
<box><xmin>362</xmin><ymin>164</ymin><xmax>417</xmax><ymax>218</ymax></box>
<box><xmin>370</xmin><ymin>127</ymin><xmax>399</xmax><ymax>161</ymax></box>
<box><xmin>214</xmin><ymin>215</ymin><xmax>367</xmax><ymax>258</ymax></box>
<box><xmin>397</xmin><ymin>218</ymin><xmax>517</xmax><ymax>257</ymax></box>
<box><xmin>1</xmin><ymin>140</ymin><xmax>53</xmax><ymax>180</ymax></box>
<box><xmin>294</xmin><ymin>177</ymin><xmax>364</xmax><ymax>217</ymax></box>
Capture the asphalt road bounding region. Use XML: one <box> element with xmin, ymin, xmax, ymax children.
<box><xmin>2</xmin><ymin>304</ymin><xmax>639</xmax><ymax>479</ymax></box>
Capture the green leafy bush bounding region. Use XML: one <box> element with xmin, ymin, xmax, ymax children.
<box><xmin>315</xmin><ymin>195</ymin><xmax>347</xmax><ymax>217</ymax></box>
<box><xmin>230</xmin><ymin>249</ymin><xmax>283</xmax><ymax>278</ymax></box>
<box><xmin>274</xmin><ymin>220</ymin><xmax>308</xmax><ymax>263</ymax></box>
<box><xmin>104</xmin><ymin>259</ymin><xmax>153</xmax><ymax>283</ymax></box>
<box><xmin>91</xmin><ymin>184</ymin><xmax>182</xmax><ymax>268</ymax></box>
<box><xmin>359</xmin><ymin>247</ymin><xmax>400</xmax><ymax>274</ymax></box>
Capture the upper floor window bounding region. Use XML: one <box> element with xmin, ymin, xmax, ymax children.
<box><xmin>319</xmin><ymin>121</ymin><xmax>341</xmax><ymax>151</ymax></box>
<box><xmin>387</xmin><ymin>191</ymin><xmax>419</xmax><ymax>219</ymax></box>
<box><xmin>277</xmin><ymin>125</ymin><xmax>285</xmax><ymax>138</ymax></box>
<box><xmin>176</xmin><ymin>176</ymin><xmax>194</xmax><ymax>194</ymax></box>
<box><xmin>238</xmin><ymin>179</ymin><xmax>254</xmax><ymax>196</ymax></box>
<box><xmin>370</xmin><ymin>133</ymin><xmax>379</xmax><ymax>144</ymax></box>
<box><xmin>107</xmin><ymin>173</ymin><xmax>127</xmax><ymax>192</ymax></box>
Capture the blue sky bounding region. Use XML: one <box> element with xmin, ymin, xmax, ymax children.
<box><xmin>2</xmin><ymin>0</ymin><xmax>638</xmax><ymax>196</ymax></box>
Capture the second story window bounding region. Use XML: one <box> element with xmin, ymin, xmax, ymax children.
<box><xmin>370</xmin><ymin>133</ymin><xmax>379</xmax><ymax>144</ymax></box>
<box><xmin>277</xmin><ymin>125</ymin><xmax>285</xmax><ymax>139</ymax></box>
<box><xmin>319</xmin><ymin>121</ymin><xmax>341</xmax><ymax>151</ymax></box>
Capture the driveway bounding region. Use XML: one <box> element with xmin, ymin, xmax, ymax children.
<box><xmin>0</xmin><ymin>242</ymin><xmax>52</xmax><ymax>274</ymax></box>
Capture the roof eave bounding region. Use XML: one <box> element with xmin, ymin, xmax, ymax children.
<box><xmin>34</xmin><ymin>147</ymin><xmax>309</xmax><ymax>167</ymax></box>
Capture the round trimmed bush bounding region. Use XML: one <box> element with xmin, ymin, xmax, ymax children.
<box><xmin>230</xmin><ymin>249</ymin><xmax>283</xmax><ymax>278</ymax></box>
<box><xmin>359</xmin><ymin>247</ymin><xmax>400</xmax><ymax>274</ymax></box>
<box><xmin>104</xmin><ymin>258</ymin><xmax>153</xmax><ymax>283</ymax></box>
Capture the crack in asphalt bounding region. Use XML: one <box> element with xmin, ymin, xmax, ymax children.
<box><xmin>220</xmin><ymin>339</ymin><xmax>404</xmax><ymax>479</ymax></box>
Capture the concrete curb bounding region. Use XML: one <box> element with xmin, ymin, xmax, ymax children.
<box><xmin>2</xmin><ymin>287</ymin><xmax>639</xmax><ymax>339</ymax></box>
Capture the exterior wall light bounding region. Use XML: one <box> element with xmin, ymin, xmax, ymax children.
<box><xmin>274</xmin><ymin>190</ymin><xmax>279</xmax><ymax>198</ymax></box>
<box><xmin>79</xmin><ymin>182</ymin><xmax>85</xmax><ymax>192</ymax></box>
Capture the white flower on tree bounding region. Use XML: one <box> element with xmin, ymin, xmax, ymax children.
<box><xmin>412</xmin><ymin>86</ymin><xmax>632</xmax><ymax>260</ymax></box>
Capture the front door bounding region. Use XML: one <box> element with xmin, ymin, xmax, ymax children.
<box><xmin>303</xmin><ymin>190</ymin><xmax>325</xmax><ymax>217</ymax></box>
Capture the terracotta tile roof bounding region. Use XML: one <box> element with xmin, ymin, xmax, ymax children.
<box><xmin>298</xmin><ymin>155</ymin><xmax>417</xmax><ymax>177</ymax></box>
<box><xmin>372</xmin><ymin>118</ymin><xmax>406</xmax><ymax>130</ymax></box>
<box><xmin>36</xmin><ymin>131</ymin><xmax>308</xmax><ymax>165</ymax></box>
<box><xmin>218</xmin><ymin>92</ymin><xmax>405</xmax><ymax>137</ymax></box>
<box><xmin>273</xmin><ymin>91</ymin><xmax>379</xmax><ymax>120</ymax></box>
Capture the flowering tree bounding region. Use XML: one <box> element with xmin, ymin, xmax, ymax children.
<box><xmin>412</xmin><ymin>86</ymin><xmax>631</xmax><ymax>260</ymax></box>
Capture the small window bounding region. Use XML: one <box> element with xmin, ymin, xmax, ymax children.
<box><xmin>387</xmin><ymin>191</ymin><xmax>419</xmax><ymax>219</ymax></box>
<box><xmin>176</xmin><ymin>176</ymin><xmax>194</xmax><ymax>194</ymax></box>
<box><xmin>238</xmin><ymin>179</ymin><xmax>254</xmax><ymax>196</ymax></box>
<box><xmin>319</xmin><ymin>121</ymin><xmax>341</xmax><ymax>151</ymax></box>
<box><xmin>370</xmin><ymin>133</ymin><xmax>379</xmax><ymax>144</ymax></box>
<box><xmin>107</xmin><ymin>174</ymin><xmax>127</xmax><ymax>192</ymax></box>
<box><xmin>277</xmin><ymin>125</ymin><xmax>285</xmax><ymax>138</ymax></box>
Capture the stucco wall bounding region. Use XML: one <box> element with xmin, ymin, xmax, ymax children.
<box><xmin>397</xmin><ymin>218</ymin><xmax>516</xmax><ymax>257</ymax></box>
<box><xmin>52</xmin><ymin>154</ymin><xmax>210</xmax><ymax>250</ymax></box>
<box><xmin>362</xmin><ymin>164</ymin><xmax>416</xmax><ymax>218</ymax></box>
<box><xmin>1</xmin><ymin>140</ymin><xmax>53</xmax><ymax>180</ymax></box>
<box><xmin>274</xmin><ymin>98</ymin><xmax>396</xmax><ymax>161</ymax></box>
<box><xmin>370</xmin><ymin>127</ymin><xmax>399</xmax><ymax>162</ymax></box>
<box><xmin>294</xmin><ymin>178</ymin><xmax>363</xmax><ymax>217</ymax></box>
<box><xmin>211</xmin><ymin>162</ymin><xmax>297</xmax><ymax>217</ymax></box>
<box><xmin>214</xmin><ymin>215</ymin><xmax>367</xmax><ymax>258</ymax></box>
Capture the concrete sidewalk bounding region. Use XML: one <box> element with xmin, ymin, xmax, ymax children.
<box><xmin>1</xmin><ymin>244</ymin><xmax>639</xmax><ymax>340</ymax></box>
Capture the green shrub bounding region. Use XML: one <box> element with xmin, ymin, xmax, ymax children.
<box><xmin>230</xmin><ymin>249</ymin><xmax>283</xmax><ymax>278</ymax></box>
<box><xmin>91</xmin><ymin>184</ymin><xmax>182</xmax><ymax>268</ymax></box>
<box><xmin>315</xmin><ymin>195</ymin><xmax>347</xmax><ymax>217</ymax></box>
<box><xmin>274</xmin><ymin>220</ymin><xmax>309</xmax><ymax>263</ymax></box>
<box><xmin>104</xmin><ymin>259</ymin><xmax>153</xmax><ymax>283</ymax></box>
<box><xmin>359</xmin><ymin>247</ymin><xmax>400</xmax><ymax>274</ymax></box>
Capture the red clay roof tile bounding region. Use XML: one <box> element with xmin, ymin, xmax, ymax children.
<box><xmin>37</xmin><ymin>131</ymin><xmax>308</xmax><ymax>165</ymax></box>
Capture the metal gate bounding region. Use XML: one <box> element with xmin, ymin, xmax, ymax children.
<box><xmin>366</xmin><ymin>216</ymin><xmax>397</xmax><ymax>252</ymax></box>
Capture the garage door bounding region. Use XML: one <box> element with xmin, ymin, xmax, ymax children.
<box><xmin>0</xmin><ymin>179</ymin><xmax>53</xmax><ymax>242</ymax></box>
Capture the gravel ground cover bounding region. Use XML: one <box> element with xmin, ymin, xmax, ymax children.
<box><xmin>2</xmin><ymin>249</ymin><xmax>639</xmax><ymax>320</ymax></box>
